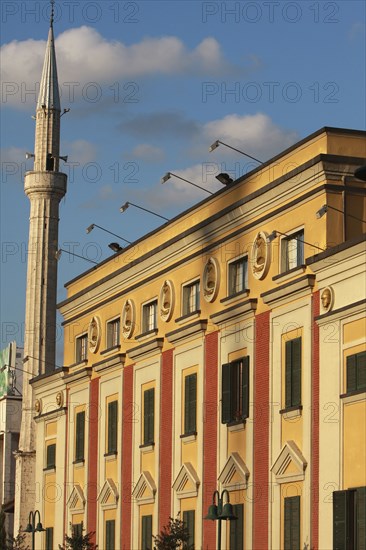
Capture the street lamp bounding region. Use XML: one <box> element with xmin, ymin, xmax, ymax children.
<box><xmin>161</xmin><ymin>172</ymin><xmax>214</xmax><ymax>195</ymax></box>
<box><xmin>204</xmin><ymin>489</ymin><xmax>237</xmax><ymax>550</ymax></box>
<box><xmin>24</xmin><ymin>510</ymin><xmax>46</xmax><ymax>550</ymax></box>
<box><xmin>86</xmin><ymin>223</ymin><xmax>132</xmax><ymax>244</ymax></box>
<box><xmin>209</xmin><ymin>139</ymin><xmax>263</xmax><ymax>164</ymax></box>
<box><xmin>120</xmin><ymin>201</ymin><xmax>169</xmax><ymax>221</ymax></box>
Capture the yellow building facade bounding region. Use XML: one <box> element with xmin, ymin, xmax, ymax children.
<box><xmin>31</xmin><ymin>127</ymin><xmax>366</xmax><ymax>549</ymax></box>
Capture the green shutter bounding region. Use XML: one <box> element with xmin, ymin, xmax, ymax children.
<box><xmin>284</xmin><ymin>496</ymin><xmax>300</xmax><ymax>550</ymax></box>
<box><xmin>297</xmin><ymin>233</ymin><xmax>304</xmax><ymax>265</ymax></box>
<box><xmin>222</xmin><ymin>363</ymin><xmax>232</xmax><ymax>424</ymax></box>
<box><xmin>185</xmin><ymin>374</ymin><xmax>197</xmax><ymax>434</ymax></box>
<box><xmin>75</xmin><ymin>411</ymin><xmax>85</xmax><ymax>461</ymax></box>
<box><xmin>45</xmin><ymin>527</ymin><xmax>53</xmax><ymax>550</ymax></box>
<box><xmin>106</xmin><ymin>519</ymin><xmax>115</xmax><ymax>550</ymax></box>
<box><xmin>230</xmin><ymin>503</ymin><xmax>243</xmax><ymax>550</ymax></box>
<box><xmin>108</xmin><ymin>400</ymin><xmax>118</xmax><ymax>454</ymax></box>
<box><xmin>46</xmin><ymin>443</ymin><xmax>56</xmax><ymax>468</ymax></box>
<box><xmin>285</xmin><ymin>341</ymin><xmax>292</xmax><ymax>408</ymax></box>
<box><xmin>183</xmin><ymin>510</ymin><xmax>195</xmax><ymax>548</ymax></box>
<box><xmin>291</xmin><ymin>338</ymin><xmax>301</xmax><ymax>407</ymax></box>
<box><xmin>357</xmin><ymin>351</ymin><xmax>366</xmax><ymax>391</ymax></box>
<box><xmin>333</xmin><ymin>490</ymin><xmax>348</xmax><ymax>550</ymax></box>
<box><xmin>142</xmin><ymin>515</ymin><xmax>152</xmax><ymax>550</ymax></box>
<box><xmin>347</xmin><ymin>355</ymin><xmax>357</xmax><ymax>392</ymax></box>
<box><xmin>242</xmin><ymin>357</ymin><xmax>250</xmax><ymax>419</ymax></box>
<box><xmin>144</xmin><ymin>389</ymin><xmax>154</xmax><ymax>444</ymax></box>
<box><xmin>357</xmin><ymin>487</ymin><xmax>366</xmax><ymax>550</ymax></box>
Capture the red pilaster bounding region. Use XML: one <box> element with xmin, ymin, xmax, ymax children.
<box><xmin>203</xmin><ymin>331</ymin><xmax>219</xmax><ymax>550</ymax></box>
<box><xmin>253</xmin><ymin>311</ymin><xmax>270</xmax><ymax>550</ymax></box>
<box><xmin>311</xmin><ymin>292</ymin><xmax>320</xmax><ymax>550</ymax></box>
<box><xmin>121</xmin><ymin>364</ymin><xmax>134</xmax><ymax>550</ymax></box>
<box><xmin>62</xmin><ymin>388</ymin><xmax>69</xmax><ymax>547</ymax></box>
<box><xmin>87</xmin><ymin>377</ymin><xmax>99</xmax><ymax>542</ymax></box>
<box><xmin>159</xmin><ymin>349</ymin><xmax>174</xmax><ymax>530</ymax></box>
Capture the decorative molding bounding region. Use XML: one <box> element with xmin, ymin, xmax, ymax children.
<box><xmin>62</xmin><ymin>366</ymin><xmax>92</xmax><ymax>383</ymax></box>
<box><xmin>320</xmin><ymin>286</ymin><xmax>334</xmax><ymax>312</ymax></box>
<box><xmin>132</xmin><ymin>471</ymin><xmax>157</xmax><ymax>504</ymax></box>
<box><xmin>88</xmin><ymin>316</ymin><xmax>101</xmax><ymax>353</ymax></box>
<box><xmin>93</xmin><ymin>352</ymin><xmax>125</xmax><ymax>373</ymax></box>
<box><xmin>166</xmin><ymin>319</ymin><xmax>208</xmax><ymax>344</ymax></box>
<box><xmin>261</xmin><ymin>274</ymin><xmax>315</xmax><ymax>306</ymax></box>
<box><xmin>271</xmin><ymin>440</ymin><xmax>307</xmax><ymax>484</ymax></box>
<box><xmin>98</xmin><ymin>478</ymin><xmax>119</xmax><ymax>510</ymax></box>
<box><xmin>218</xmin><ymin>452</ymin><xmax>250</xmax><ymax>490</ymax></box>
<box><xmin>251</xmin><ymin>231</ymin><xmax>271</xmax><ymax>280</ymax></box>
<box><xmin>160</xmin><ymin>280</ymin><xmax>175</xmax><ymax>321</ymax></box>
<box><xmin>172</xmin><ymin>463</ymin><xmax>200</xmax><ymax>499</ymax></box>
<box><xmin>203</xmin><ymin>257</ymin><xmax>220</xmax><ymax>303</ymax></box>
<box><xmin>122</xmin><ymin>299</ymin><xmax>135</xmax><ymax>339</ymax></box>
<box><xmin>67</xmin><ymin>484</ymin><xmax>85</xmax><ymax>512</ymax></box>
<box><xmin>127</xmin><ymin>338</ymin><xmax>164</xmax><ymax>361</ymax></box>
<box><xmin>210</xmin><ymin>299</ymin><xmax>257</xmax><ymax>326</ymax></box>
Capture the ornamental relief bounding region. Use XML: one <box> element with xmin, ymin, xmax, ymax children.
<box><xmin>88</xmin><ymin>316</ymin><xmax>101</xmax><ymax>353</ymax></box>
<box><xmin>321</xmin><ymin>286</ymin><xmax>334</xmax><ymax>312</ymax></box>
<box><xmin>203</xmin><ymin>257</ymin><xmax>220</xmax><ymax>302</ymax></box>
<box><xmin>251</xmin><ymin>231</ymin><xmax>271</xmax><ymax>280</ymax></box>
<box><xmin>122</xmin><ymin>299</ymin><xmax>135</xmax><ymax>339</ymax></box>
<box><xmin>160</xmin><ymin>280</ymin><xmax>175</xmax><ymax>322</ymax></box>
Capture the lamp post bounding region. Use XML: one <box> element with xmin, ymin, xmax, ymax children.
<box><xmin>24</xmin><ymin>510</ymin><xmax>46</xmax><ymax>550</ymax></box>
<box><xmin>204</xmin><ymin>489</ymin><xmax>237</xmax><ymax>550</ymax></box>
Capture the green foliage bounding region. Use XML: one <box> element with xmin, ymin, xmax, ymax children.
<box><xmin>58</xmin><ymin>522</ymin><xmax>98</xmax><ymax>550</ymax></box>
<box><xmin>0</xmin><ymin>507</ymin><xmax>6</xmax><ymax>549</ymax></box>
<box><xmin>5</xmin><ymin>528</ymin><xmax>30</xmax><ymax>550</ymax></box>
<box><xmin>153</xmin><ymin>515</ymin><xmax>193</xmax><ymax>550</ymax></box>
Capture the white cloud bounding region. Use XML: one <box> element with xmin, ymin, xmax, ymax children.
<box><xmin>126</xmin><ymin>144</ymin><xmax>165</xmax><ymax>162</ymax></box>
<box><xmin>64</xmin><ymin>139</ymin><xmax>97</xmax><ymax>165</ymax></box>
<box><xmin>1</xmin><ymin>27</ymin><xmax>232</xmax><ymax>108</ymax></box>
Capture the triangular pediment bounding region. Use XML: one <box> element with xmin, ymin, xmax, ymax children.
<box><xmin>98</xmin><ymin>478</ymin><xmax>119</xmax><ymax>510</ymax></box>
<box><xmin>172</xmin><ymin>463</ymin><xmax>200</xmax><ymax>499</ymax></box>
<box><xmin>67</xmin><ymin>484</ymin><xmax>85</xmax><ymax>512</ymax></box>
<box><xmin>132</xmin><ymin>471</ymin><xmax>157</xmax><ymax>504</ymax></box>
<box><xmin>271</xmin><ymin>440</ymin><xmax>307</xmax><ymax>483</ymax></box>
<box><xmin>218</xmin><ymin>452</ymin><xmax>250</xmax><ymax>490</ymax></box>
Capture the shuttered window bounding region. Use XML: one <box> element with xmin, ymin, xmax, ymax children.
<box><xmin>183</xmin><ymin>510</ymin><xmax>195</xmax><ymax>548</ymax></box>
<box><xmin>221</xmin><ymin>357</ymin><xmax>249</xmax><ymax>424</ymax></box>
<box><xmin>105</xmin><ymin>519</ymin><xmax>115</xmax><ymax>550</ymax></box>
<box><xmin>281</xmin><ymin>230</ymin><xmax>304</xmax><ymax>272</ymax></box>
<box><xmin>141</xmin><ymin>515</ymin><xmax>152</xmax><ymax>550</ymax></box>
<box><xmin>183</xmin><ymin>281</ymin><xmax>200</xmax><ymax>315</ymax></box>
<box><xmin>143</xmin><ymin>388</ymin><xmax>155</xmax><ymax>445</ymax></box>
<box><xmin>72</xmin><ymin>522</ymin><xmax>83</xmax><ymax>537</ymax></box>
<box><xmin>284</xmin><ymin>496</ymin><xmax>300</xmax><ymax>550</ymax></box>
<box><xmin>230</xmin><ymin>503</ymin><xmax>244</xmax><ymax>550</ymax></box>
<box><xmin>229</xmin><ymin>257</ymin><xmax>248</xmax><ymax>295</ymax></box>
<box><xmin>75</xmin><ymin>411</ymin><xmax>85</xmax><ymax>461</ymax></box>
<box><xmin>107</xmin><ymin>400</ymin><xmax>118</xmax><ymax>454</ymax></box>
<box><xmin>46</xmin><ymin>443</ymin><xmax>56</xmax><ymax>468</ymax></box>
<box><xmin>45</xmin><ymin>527</ymin><xmax>53</xmax><ymax>550</ymax></box>
<box><xmin>184</xmin><ymin>373</ymin><xmax>197</xmax><ymax>434</ymax></box>
<box><xmin>285</xmin><ymin>337</ymin><xmax>302</xmax><ymax>408</ymax></box>
<box><xmin>333</xmin><ymin>487</ymin><xmax>366</xmax><ymax>549</ymax></box>
<box><xmin>107</xmin><ymin>318</ymin><xmax>120</xmax><ymax>348</ymax></box>
<box><xmin>347</xmin><ymin>351</ymin><xmax>366</xmax><ymax>393</ymax></box>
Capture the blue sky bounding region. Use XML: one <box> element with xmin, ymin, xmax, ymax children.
<box><xmin>1</xmin><ymin>0</ymin><xmax>365</xmax><ymax>361</ymax></box>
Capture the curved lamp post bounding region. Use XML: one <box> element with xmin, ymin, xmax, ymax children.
<box><xmin>204</xmin><ymin>489</ymin><xmax>237</xmax><ymax>550</ymax></box>
<box><xmin>24</xmin><ymin>510</ymin><xmax>46</xmax><ymax>550</ymax></box>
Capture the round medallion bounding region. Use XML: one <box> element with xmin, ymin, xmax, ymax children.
<box><xmin>251</xmin><ymin>231</ymin><xmax>271</xmax><ymax>280</ymax></box>
<box><xmin>34</xmin><ymin>398</ymin><xmax>42</xmax><ymax>414</ymax></box>
<box><xmin>321</xmin><ymin>286</ymin><xmax>334</xmax><ymax>312</ymax></box>
<box><xmin>88</xmin><ymin>316</ymin><xmax>101</xmax><ymax>353</ymax></box>
<box><xmin>56</xmin><ymin>391</ymin><xmax>64</xmax><ymax>407</ymax></box>
<box><xmin>203</xmin><ymin>257</ymin><xmax>220</xmax><ymax>302</ymax></box>
<box><xmin>160</xmin><ymin>280</ymin><xmax>175</xmax><ymax>321</ymax></box>
<box><xmin>122</xmin><ymin>299</ymin><xmax>135</xmax><ymax>339</ymax></box>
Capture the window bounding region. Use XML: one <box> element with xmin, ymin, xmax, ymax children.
<box><xmin>184</xmin><ymin>373</ymin><xmax>197</xmax><ymax>435</ymax></box>
<box><xmin>141</xmin><ymin>515</ymin><xmax>152</xmax><ymax>550</ymax></box>
<box><xmin>285</xmin><ymin>337</ymin><xmax>302</xmax><ymax>409</ymax></box>
<box><xmin>107</xmin><ymin>400</ymin><xmax>118</xmax><ymax>454</ymax></box>
<box><xmin>75</xmin><ymin>411</ymin><xmax>85</xmax><ymax>461</ymax></box>
<box><xmin>143</xmin><ymin>388</ymin><xmax>155</xmax><ymax>445</ymax></box>
<box><xmin>142</xmin><ymin>300</ymin><xmax>158</xmax><ymax>333</ymax></box>
<box><xmin>230</xmin><ymin>503</ymin><xmax>244</xmax><ymax>550</ymax></box>
<box><xmin>76</xmin><ymin>334</ymin><xmax>88</xmax><ymax>362</ymax></box>
<box><xmin>105</xmin><ymin>519</ymin><xmax>115</xmax><ymax>550</ymax></box>
<box><xmin>72</xmin><ymin>522</ymin><xmax>83</xmax><ymax>537</ymax></box>
<box><xmin>281</xmin><ymin>230</ymin><xmax>304</xmax><ymax>272</ymax></box>
<box><xmin>46</xmin><ymin>443</ymin><xmax>56</xmax><ymax>469</ymax></box>
<box><xmin>183</xmin><ymin>510</ymin><xmax>195</xmax><ymax>549</ymax></box>
<box><xmin>45</xmin><ymin>527</ymin><xmax>53</xmax><ymax>550</ymax></box>
<box><xmin>284</xmin><ymin>496</ymin><xmax>300</xmax><ymax>550</ymax></box>
<box><xmin>333</xmin><ymin>487</ymin><xmax>366</xmax><ymax>549</ymax></box>
<box><xmin>107</xmin><ymin>318</ymin><xmax>120</xmax><ymax>348</ymax></box>
<box><xmin>346</xmin><ymin>351</ymin><xmax>366</xmax><ymax>393</ymax></box>
<box><xmin>221</xmin><ymin>357</ymin><xmax>249</xmax><ymax>424</ymax></box>
<box><xmin>228</xmin><ymin>257</ymin><xmax>248</xmax><ymax>296</ymax></box>
<box><xmin>183</xmin><ymin>280</ymin><xmax>200</xmax><ymax>316</ymax></box>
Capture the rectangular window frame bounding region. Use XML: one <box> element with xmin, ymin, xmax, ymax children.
<box><xmin>45</xmin><ymin>527</ymin><xmax>54</xmax><ymax>550</ymax></box>
<box><xmin>141</xmin><ymin>514</ymin><xmax>152</xmax><ymax>550</ymax></box>
<box><xmin>230</xmin><ymin>503</ymin><xmax>244</xmax><ymax>550</ymax></box>
<box><xmin>333</xmin><ymin>487</ymin><xmax>366</xmax><ymax>549</ymax></box>
<box><xmin>221</xmin><ymin>356</ymin><xmax>250</xmax><ymax>425</ymax></box>
<box><xmin>105</xmin><ymin>519</ymin><xmax>115</xmax><ymax>550</ymax></box>
<box><xmin>183</xmin><ymin>510</ymin><xmax>195</xmax><ymax>549</ymax></box>
<box><xmin>284</xmin><ymin>337</ymin><xmax>302</xmax><ymax>410</ymax></box>
<box><xmin>143</xmin><ymin>388</ymin><xmax>155</xmax><ymax>446</ymax></box>
<box><xmin>75</xmin><ymin>410</ymin><xmax>85</xmax><ymax>462</ymax></box>
<box><xmin>107</xmin><ymin>400</ymin><xmax>118</xmax><ymax>455</ymax></box>
<box><xmin>284</xmin><ymin>495</ymin><xmax>300</xmax><ymax>550</ymax></box>
<box><xmin>228</xmin><ymin>256</ymin><xmax>248</xmax><ymax>296</ymax></box>
<box><xmin>76</xmin><ymin>333</ymin><xmax>88</xmax><ymax>363</ymax></box>
<box><xmin>182</xmin><ymin>279</ymin><xmax>200</xmax><ymax>316</ymax></box>
<box><xmin>184</xmin><ymin>372</ymin><xmax>197</xmax><ymax>435</ymax></box>
<box><xmin>46</xmin><ymin>442</ymin><xmax>56</xmax><ymax>469</ymax></box>
<box><xmin>142</xmin><ymin>299</ymin><xmax>158</xmax><ymax>333</ymax></box>
<box><xmin>106</xmin><ymin>317</ymin><xmax>120</xmax><ymax>349</ymax></box>
<box><xmin>346</xmin><ymin>351</ymin><xmax>366</xmax><ymax>393</ymax></box>
<box><xmin>280</xmin><ymin>229</ymin><xmax>304</xmax><ymax>273</ymax></box>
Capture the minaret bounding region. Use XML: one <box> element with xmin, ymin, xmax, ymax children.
<box><xmin>14</xmin><ymin>1</ymin><xmax>67</xmax><ymax>533</ymax></box>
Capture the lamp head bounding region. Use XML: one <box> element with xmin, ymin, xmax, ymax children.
<box><xmin>108</xmin><ymin>242</ymin><xmax>123</xmax><ymax>253</ymax></box>
<box><xmin>161</xmin><ymin>172</ymin><xmax>171</xmax><ymax>184</ymax></box>
<box><xmin>209</xmin><ymin>140</ymin><xmax>220</xmax><ymax>152</ymax></box>
<box><xmin>216</xmin><ymin>173</ymin><xmax>233</xmax><ymax>185</ymax></box>
<box><xmin>266</xmin><ymin>231</ymin><xmax>278</xmax><ymax>244</ymax></box>
<box><xmin>120</xmin><ymin>202</ymin><xmax>129</xmax><ymax>213</ymax></box>
<box><xmin>24</xmin><ymin>524</ymin><xmax>33</xmax><ymax>533</ymax></box>
<box><xmin>316</xmin><ymin>205</ymin><xmax>328</xmax><ymax>219</ymax></box>
<box><xmin>35</xmin><ymin>522</ymin><xmax>46</xmax><ymax>532</ymax></box>
<box><xmin>354</xmin><ymin>164</ymin><xmax>366</xmax><ymax>181</ymax></box>
<box><xmin>86</xmin><ymin>224</ymin><xmax>95</xmax><ymax>234</ymax></box>
<box><xmin>219</xmin><ymin>502</ymin><xmax>237</xmax><ymax>521</ymax></box>
<box><xmin>25</xmin><ymin>152</ymin><xmax>35</xmax><ymax>160</ymax></box>
<box><xmin>55</xmin><ymin>249</ymin><xmax>62</xmax><ymax>261</ymax></box>
<box><xmin>204</xmin><ymin>504</ymin><xmax>219</xmax><ymax>521</ymax></box>
<box><xmin>59</xmin><ymin>155</ymin><xmax>68</xmax><ymax>163</ymax></box>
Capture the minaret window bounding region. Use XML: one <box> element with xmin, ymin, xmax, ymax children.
<box><xmin>46</xmin><ymin>154</ymin><xmax>54</xmax><ymax>171</ymax></box>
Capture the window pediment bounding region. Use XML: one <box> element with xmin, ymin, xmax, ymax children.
<box><xmin>98</xmin><ymin>478</ymin><xmax>119</xmax><ymax>510</ymax></box>
<box><xmin>172</xmin><ymin>462</ymin><xmax>200</xmax><ymax>498</ymax></box>
<box><xmin>218</xmin><ymin>452</ymin><xmax>250</xmax><ymax>490</ymax></box>
<box><xmin>132</xmin><ymin>471</ymin><xmax>157</xmax><ymax>504</ymax></box>
<box><xmin>67</xmin><ymin>484</ymin><xmax>85</xmax><ymax>512</ymax></box>
<box><xmin>271</xmin><ymin>440</ymin><xmax>307</xmax><ymax>483</ymax></box>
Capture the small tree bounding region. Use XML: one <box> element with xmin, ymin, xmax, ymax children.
<box><xmin>0</xmin><ymin>507</ymin><xmax>6</xmax><ymax>549</ymax></box>
<box><xmin>58</xmin><ymin>522</ymin><xmax>98</xmax><ymax>550</ymax></box>
<box><xmin>153</xmin><ymin>515</ymin><xmax>193</xmax><ymax>550</ymax></box>
<box><xmin>5</xmin><ymin>528</ymin><xmax>30</xmax><ymax>550</ymax></box>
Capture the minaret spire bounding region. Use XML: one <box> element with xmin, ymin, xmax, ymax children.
<box><xmin>14</xmin><ymin>3</ymin><xmax>67</xmax><ymax>536</ymax></box>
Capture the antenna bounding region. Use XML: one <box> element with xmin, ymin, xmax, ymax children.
<box><xmin>50</xmin><ymin>0</ymin><xmax>55</xmax><ymax>27</ymax></box>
